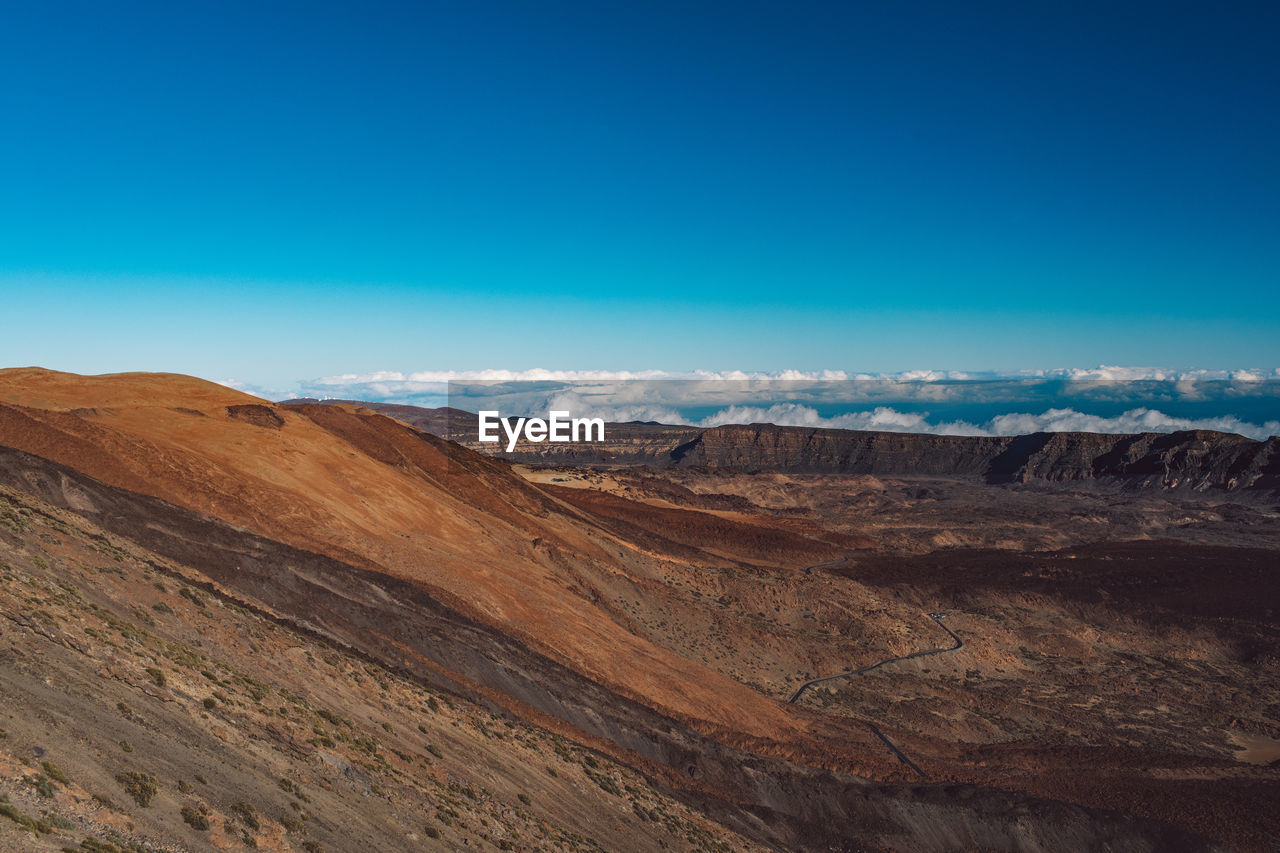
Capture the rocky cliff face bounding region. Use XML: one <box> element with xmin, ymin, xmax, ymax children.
<box><xmin>327</xmin><ymin>401</ymin><xmax>1280</xmax><ymax>492</ymax></box>
<box><xmin>673</xmin><ymin>425</ymin><xmax>1280</xmax><ymax>491</ymax></box>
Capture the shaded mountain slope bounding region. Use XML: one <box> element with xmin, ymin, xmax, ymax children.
<box><xmin>0</xmin><ymin>482</ymin><xmax>771</xmax><ymax>853</ymax></box>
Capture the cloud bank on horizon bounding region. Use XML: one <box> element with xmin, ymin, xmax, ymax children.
<box><xmin>219</xmin><ymin>367</ymin><xmax>1280</xmax><ymax>441</ymax></box>
<box><xmin>687</xmin><ymin>403</ymin><xmax>1280</xmax><ymax>442</ymax></box>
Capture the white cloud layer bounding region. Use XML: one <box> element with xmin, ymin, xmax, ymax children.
<box><xmin>214</xmin><ymin>367</ymin><xmax>1280</xmax><ymax>440</ymax></box>
<box><xmin>690</xmin><ymin>404</ymin><xmax>1280</xmax><ymax>441</ymax></box>
<box><xmin>290</xmin><ymin>365</ymin><xmax>1280</xmax><ymax>392</ymax></box>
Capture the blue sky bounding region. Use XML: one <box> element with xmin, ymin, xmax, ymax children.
<box><xmin>2</xmin><ymin>1</ymin><xmax>1277</xmax><ymax>388</ymax></box>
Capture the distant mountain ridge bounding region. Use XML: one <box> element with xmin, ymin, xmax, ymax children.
<box><xmin>284</xmin><ymin>399</ymin><xmax>1280</xmax><ymax>492</ymax></box>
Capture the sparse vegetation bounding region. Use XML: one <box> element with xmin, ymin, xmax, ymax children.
<box><xmin>230</xmin><ymin>801</ymin><xmax>260</xmax><ymax>831</ymax></box>
<box><xmin>42</xmin><ymin>761</ymin><xmax>69</xmax><ymax>784</ymax></box>
<box><xmin>1</xmin><ymin>796</ymin><xmax>48</xmax><ymax>833</ymax></box>
<box><xmin>29</xmin><ymin>773</ymin><xmax>56</xmax><ymax>797</ymax></box>
<box><xmin>178</xmin><ymin>586</ymin><xmax>205</xmax><ymax>606</ymax></box>
<box><xmin>115</xmin><ymin>771</ymin><xmax>158</xmax><ymax>807</ymax></box>
<box><xmin>180</xmin><ymin>803</ymin><xmax>210</xmax><ymax>830</ymax></box>
<box><xmin>77</xmin><ymin>841</ymin><xmax>116</xmax><ymax>852</ymax></box>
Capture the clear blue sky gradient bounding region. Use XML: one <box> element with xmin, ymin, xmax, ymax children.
<box><xmin>2</xmin><ymin>1</ymin><xmax>1277</xmax><ymax>386</ymax></box>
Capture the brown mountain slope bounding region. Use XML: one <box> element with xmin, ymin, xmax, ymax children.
<box><xmin>0</xmin><ymin>482</ymin><xmax>768</xmax><ymax>853</ymax></box>
<box><xmin>3</xmin><ymin>369</ymin><xmax>1259</xmax><ymax>851</ymax></box>
<box><xmin>0</xmin><ymin>368</ymin><xmax>800</xmax><ymax>742</ymax></box>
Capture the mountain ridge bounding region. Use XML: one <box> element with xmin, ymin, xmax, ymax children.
<box><xmin>285</xmin><ymin>399</ymin><xmax>1280</xmax><ymax>492</ymax></box>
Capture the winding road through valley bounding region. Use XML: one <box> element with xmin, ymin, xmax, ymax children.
<box><xmin>788</xmin><ymin>612</ymin><xmax>963</xmax><ymax>703</ymax></box>
<box><xmin>789</xmin><ymin>562</ymin><xmax>964</xmax><ymax>778</ymax></box>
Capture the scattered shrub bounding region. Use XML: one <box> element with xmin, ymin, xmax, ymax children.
<box><xmin>145</xmin><ymin>667</ymin><xmax>166</xmax><ymax>687</ymax></box>
<box><xmin>202</xmin><ymin>697</ymin><xmax>217</xmax><ymax>710</ymax></box>
<box><xmin>29</xmin><ymin>774</ymin><xmax>56</xmax><ymax>797</ymax></box>
<box><xmin>180</xmin><ymin>804</ymin><xmax>210</xmax><ymax>830</ymax></box>
<box><xmin>79</xmin><ymin>840</ymin><xmax>125</xmax><ymax>852</ymax></box>
<box><xmin>177</xmin><ymin>780</ymin><xmax>193</xmax><ymax>794</ymax></box>
<box><xmin>115</xmin><ymin>771</ymin><xmax>157</xmax><ymax>807</ymax></box>
<box><xmin>151</xmin><ymin>602</ymin><xmax>173</xmax><ymax>615</ymax></box>
<box><xmin>230</xmin><ymin>801</ymin><xmax>260</xmax><ymax>831</ymax></box>
<box><xmin>423</xmin><ymin>825</ymin><xmax>440</xmax><ymax>839</ymax></box>
<box><xmin>194</xmin><ymin>774</ymin><xmax>208</xmax><ymax>785</ymax></box>
<box><xmin>0</xmin><ymin>799</ymin><xmax>42</xmax><ymax>832</ymax></box>
<box><xmin>518</xmin><ymin>793</ymin><xmax>531</xmax><ymax>806</ymax></box>
<box><xmin>242</xmin><ymin>678</ymin><xmax>269</xmax><ymax>702</ymax></box>
<box><xmin>42</xmin><ymin>761</ymin><xmax>69</xmax><ymax>784</ymax></box>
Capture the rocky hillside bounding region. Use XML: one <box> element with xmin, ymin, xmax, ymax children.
<box><xmin>0</xmin><ymin>481</ymin><xmax>765</xmax><ymax>853</ymax></box>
